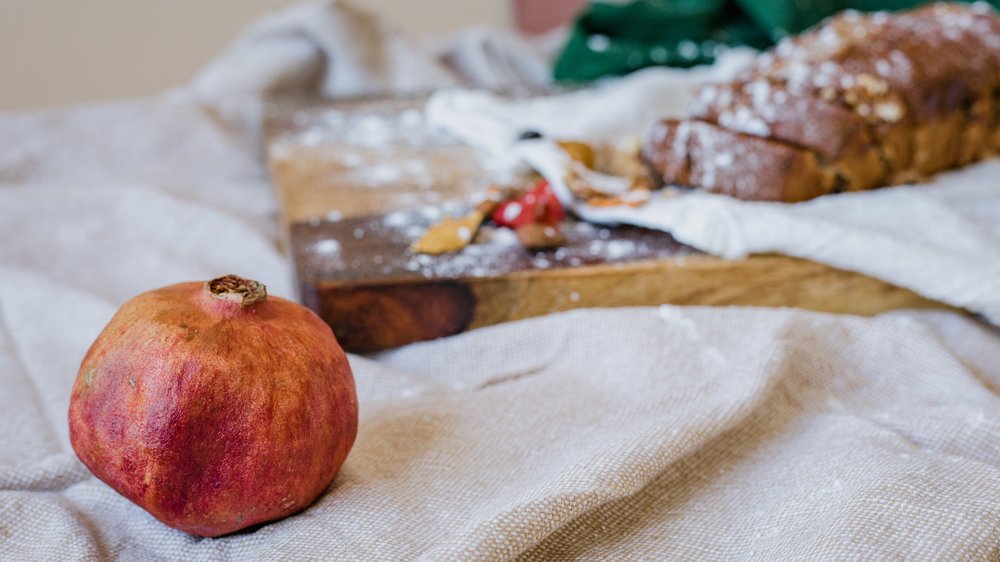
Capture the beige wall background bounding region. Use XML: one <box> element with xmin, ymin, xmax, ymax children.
<box><xmin>0</xmin><ymin>1</ymin><xmax>509</xmax><ymax>111</ymax></box>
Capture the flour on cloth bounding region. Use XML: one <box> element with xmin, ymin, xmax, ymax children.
<box><xmin>1</xmin><ymin>1</ymin><xmax>998</xmax><ymax>560</ymax></box>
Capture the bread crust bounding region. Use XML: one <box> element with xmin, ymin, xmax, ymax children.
<box><xmin>643</xmin><ymin>3</ymin><xmax>1000</xmax><ymax>201</ymax></box>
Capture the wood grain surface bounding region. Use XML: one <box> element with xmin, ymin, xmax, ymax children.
<box><xmin>461</xmin><ymin>255</ymin><xmax>939</xmax><ymax>327</ymax></box>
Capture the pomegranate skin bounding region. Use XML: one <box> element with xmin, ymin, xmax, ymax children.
<box><xmin>68</xmin><ymin>276</ymin><xmax>358</xmax><ymax>537</ymax></box>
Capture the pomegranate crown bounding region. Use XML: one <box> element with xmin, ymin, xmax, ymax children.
<box><xmin>207</xmin><ymin>275</ymin><xmax>267</xmax><ymax>307</ymax></box>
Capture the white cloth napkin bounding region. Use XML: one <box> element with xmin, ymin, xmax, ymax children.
<box><xmin>1</xmin><ymin>1</ymin><xmax>998</xmax><ymax>560</ymax></box>
<box><xmin>425</xmin><ymin>74</ymin><xmax>1000</xmax><ymax>324</ymax></box>
<box><xmin>425</xmin><ymin>50</ymin><xmax>756</xmax><ymax>154</ymax></box>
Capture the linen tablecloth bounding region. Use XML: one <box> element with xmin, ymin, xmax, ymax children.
<box><xmin>1</xmin><ymin>2</ymin><xmax>998</xmax><ymax>559</ymax></box>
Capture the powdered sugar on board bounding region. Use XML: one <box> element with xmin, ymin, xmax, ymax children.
<box><xmin>292</xmin><ymin>208</ymin><xmax>697</xmax><ymax>284</ymax></box>
<box><xmin>269</xmin><ymin>98</ymin><xmax>518</xmax><ymax>218</ymax></box>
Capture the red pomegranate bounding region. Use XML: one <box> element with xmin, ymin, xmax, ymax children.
<box><xmin>68</xmin><ymin>275</ymin><xmax>357</xmax><ymax>537</ymax></box>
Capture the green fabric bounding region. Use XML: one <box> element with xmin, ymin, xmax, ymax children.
<box><xmin>553</xmin><ymin>0</ymin><xmax>1000</xmax><ymax>82</ymax></box>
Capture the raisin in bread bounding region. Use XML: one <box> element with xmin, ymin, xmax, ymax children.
<box><xmin>642</xmin><ymin>3</ymin><xmax>1000</xmax><ymax>202</ymax></box>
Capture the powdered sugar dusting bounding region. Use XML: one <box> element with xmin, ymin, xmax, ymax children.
<box><xmin>718</xmin><ymin>106</ymin><xmax>770</xmax><ymax>137</ymax></box>
<box><xmin>294</xmin><ymin>208</ymin><xmax>696</xmax><ymax>284</ymax></box>
<box><xmin>272</xmin><ymin>99</ymin><xmax>516</xmax><ymax>217</ymax></box>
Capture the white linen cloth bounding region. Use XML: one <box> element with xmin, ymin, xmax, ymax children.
<box><xmin>1</xmin><ymin>1</ymin><xmax>998</xmax><ymax>560</ymax></box>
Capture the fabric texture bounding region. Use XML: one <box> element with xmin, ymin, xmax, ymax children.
<box><xmin>1</xmin><ymin>1</ymin><xmax>998</xmax><ymax>560</ymax></box>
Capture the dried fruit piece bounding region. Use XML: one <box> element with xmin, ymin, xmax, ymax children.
<box><xmin>557</xmin><ymin>141</ymin><xmax>596</xmax><ymax>168</ymax></box>
<box><xmin>491</xmin><ymin>180</ymin><xmax>565</xmax><ymax>229</ymax></box>
<box><xmin>585</xmin><ymin>188</ymin><xmax>653</xmax><ymax>208</ymax></box>
<box><xmin>516</xmin><ymin>223</ymin><xmax>566</xmax><ymax>250</ymax></box>
<box><xmin>411</xmin><ymin>209</ymin><xmax>485</xmax><ymax>255</ymax></box>
<box><xmin>560</xmin><ymin>138</ymin><xmax>655</xmax><ymax>200</ymax></box>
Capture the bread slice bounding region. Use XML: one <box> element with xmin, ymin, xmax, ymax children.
<box><xmin>643</xmin><ymin>119</ymin><xmax>837</xmax><ymax>202</ymax></box>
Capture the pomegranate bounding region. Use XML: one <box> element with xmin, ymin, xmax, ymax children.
<box><xmin>68</xmin><ymin>275</ymin><xmax>358</xmax><ymax>537</ymax></box>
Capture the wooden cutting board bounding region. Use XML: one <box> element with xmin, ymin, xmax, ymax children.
<box><xmin>265</xmin><ymin>96</ymin><xmax>945</xmax><ymax>352</ymax></box>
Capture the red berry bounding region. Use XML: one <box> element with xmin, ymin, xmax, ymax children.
<box><xmin>492</xmin><ymin>180</ymin><xmax>564</xmax><ymax>228</ymax></box>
